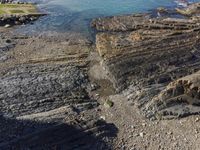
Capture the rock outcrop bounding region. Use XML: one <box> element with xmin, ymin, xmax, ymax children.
<box><xmin>92</xmin><ymin>14</ymin><xmax>200</xmax><ymax>91</ymax></box>
<box><xmin>0</xmin><ymin>33</ymin><xmax>117</xmax><ymax>149</ymax></box>
<box><xmin>176</xmin><ymin>2</ymin><xmax>200</xmax><ymax>16</ymax></box>
<box><xmin>92</xmin><ymin>3</ymin><xmax>200</xmax><ymax>119</ymax></box>
<box><xmin>143</xmin><ymin>71</ymin><xmax>200</xmax><ymax>119</ymax></box>
<box><xmin>0</xmin><ymin>64</ymin><xmax>94</xmax><ymax>117</ymax></box>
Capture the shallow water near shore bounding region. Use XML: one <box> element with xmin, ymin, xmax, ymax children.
<box><xmin>17</xmin><ymin>0</ymin><xmax>200</xmax><ymax>37</ymax></box>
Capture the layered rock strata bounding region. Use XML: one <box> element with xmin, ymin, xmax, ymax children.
<box><xmin>0</xmin><ymin>33</ymin><xmax>117</xmax><ymax>149</ymax></box>
<box><xmin>143</xmin><ymin>71</ymin><xmax>200</xmax><ymax>119</ymax></box>
<box><xmin>92</xmin><ymin>3</ymin><xmax>200</xmax><ymax>119</ymax></box>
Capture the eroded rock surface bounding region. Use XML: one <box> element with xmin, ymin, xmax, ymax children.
<box><xmin>0</xmin><ymin>33</ymin><xmax>117</xmax><ymax>149</ymax></box>
<box><xmin>92</xmin><ymin>3</ymin><xmax>200</xmax><ymax>119</ymax></box>
<box><xmin>0</xmin><ymin>36</ymin><xmax>15</xmax><ymax>62</ymax></box>
<box><xmin>0</xmin><ymin>64</ymin><xmax>94</xmax><ymax>117</ymax></box>
<box><xmin>93</xmin><ymin>16</ymin><xmax>200</xmax><ymax>91</ymax></box>
<box><xmin>143</xmin><ymin>71</ymin><xmax>200</xmax><ymax>120</ymax></box>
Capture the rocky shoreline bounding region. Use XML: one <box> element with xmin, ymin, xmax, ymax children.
<box><xmin>0</xmin><ymin>1</ymin><xmax>200</xmax><ymax>150</ymax></box>
<box><xmin>0</xmin><ymin>2</ymin><xmax>45</xmax><ymax>27</ymax></box>
<box><xmin>91</xmin><ymin>2</ymin><xmax>200</xmax><ymax>120</ymax></box>
<box><xmin>0</xmin><ymin>14</ymin><xmax>43</xmax><ymax>27</ymax></box>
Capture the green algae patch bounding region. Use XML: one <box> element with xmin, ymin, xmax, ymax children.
<box><xmin>0</xmin><ymin>4</ymin><xmax>41</xmax><ymax>15</ymax></box>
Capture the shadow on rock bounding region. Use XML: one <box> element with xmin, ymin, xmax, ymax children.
<box><xmin>0</xmin><ymin>115</ymin><xmax>118</xmax><ymax>150</ymax></box>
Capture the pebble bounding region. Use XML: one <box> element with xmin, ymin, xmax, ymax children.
<box><xmin>142</xmin><ymin>123</ymin><xmax>146</xmax><ymax>127</ymax></box>
<box><xmin>194</xmin><ymin>129</ymin><xmax>199</xmax><ymax>134</ymax></box>
<box><xmin>167</xmin><ymin>131</ymin><xmax>173</xmax><ymax>135</ymax></box>
<box><xmin>131</xmin><ymin>125</ymin><xmax>135</xmax><ymax>129</ymax></box>
<box><xmin>4</xmin><ymin>24</ymin><xmax>11</xmax><ymax>28</ymax></box>
<box><xmin>95</xmin><ymin>93</ymin><xmax>100</xmax><ymax>97</ymax></box>
<box><xmin>104</xmin><ymin>99</ymin><xmax>114</xmax><ymax>108</ymax></box>
<box><xmin>195</xmin><ymin>117</ymin><xmax>200</xmax><ymax>122</ymax></box>
<box><xmin>139</xmin><ymin>132</ymin><xmax>145</xmax><ymax>137</ymax></box>
<box><xmin>100</xmin><ymin>116</ymin><xmax>106</xmax><ymax>120</ymax></box>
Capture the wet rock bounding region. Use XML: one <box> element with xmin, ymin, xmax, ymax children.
<box><xmin>176</xmin><ymin>2</ymin><xmax>200</xmax><ymax>16</ymax></box>
<box><xmin>19</xmin><ymin>16</ymin><xmax>27</xmax><ymax>22</ymax></box>
<box><xmin>0</xmin><ymin>14</ymin><xmax>42</xmax><ymax>27</ymax></box>
<box><xmin>157</xmin><ymin>7</ymin><xmax>168</xmax><ymax>13</ymax></box>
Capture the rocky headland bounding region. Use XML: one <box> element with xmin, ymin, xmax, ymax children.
<box><xmin>0</xmin><ymin>1</ymin><xmax>200</xmax><ymax>150</ymax></box>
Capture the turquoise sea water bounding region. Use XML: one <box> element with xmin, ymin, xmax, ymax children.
<box><xmin>18</xmin><ymin>0</ymin><xmax>200</xmax><ymax>35</ymax></box>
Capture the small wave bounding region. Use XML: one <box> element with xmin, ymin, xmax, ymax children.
<box><xmin>174</xmin><ymin>0</ymin><xmax>189</xmax><ymax>7</ymax></box>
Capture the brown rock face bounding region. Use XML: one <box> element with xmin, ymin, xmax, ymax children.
<box><xmin>92</xmin><ymin>4</ymin><xmax>200</xmax><ymax>119</ymax></box>
<box><xmin>91</xmin><ymin>14</ymin><xmax>200</xmax><ymax>31</ymax></box>
<box><xmin>143</xmin><ymin>71</ymin><xmax>200</xmax><ymax>119</ymax></box>
<box><xmin>93</xmin><ymin>15</ymin><xmax>200</xmax><ymax>91</ymax></box>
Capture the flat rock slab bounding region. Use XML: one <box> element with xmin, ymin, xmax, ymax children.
<box><xmin>0</xmin><ymin>30</ymin><xmax>118</xmax><ymax>148</ymax></box>
<box><xmin>0</xmin><ymin>64</ymin><xmax>94</xmax><ymax>117</ymax></box>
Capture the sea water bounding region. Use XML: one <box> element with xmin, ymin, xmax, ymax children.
<box><xmin>18</xmin><ymin>0</ymin><xmax>200</xmax><ymax>35</ymax></box>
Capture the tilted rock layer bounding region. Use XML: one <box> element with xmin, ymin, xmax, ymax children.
<box><xmin>0</xmin><ymin>33</ymin><xmax>117</xmax><ymax>149</ymax></box>
<box><xmin>143</xmin><ymin>71</ymin><xmax>200</xmax><ymax>119</ymax></box>
<box><xmin>92</xmin><ymin>2</ymin><xmax>200</xmax><ymax>119</ymax></box>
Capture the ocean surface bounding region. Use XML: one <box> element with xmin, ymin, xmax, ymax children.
<box><xmin>18</xmin><ymin>0</ymin><xmax>200</xmax><ymax>36</ymax></box>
